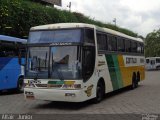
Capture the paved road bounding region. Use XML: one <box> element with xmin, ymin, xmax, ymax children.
<box><xmin>0</xmin><ymin>71</ymin><xmax>160</xmax><ymax>116</ymax></box>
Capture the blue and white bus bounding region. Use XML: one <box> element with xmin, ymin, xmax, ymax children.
<box><xmin>0</xmin><ymin>35</ymin><xmax>27</xmax><ymax>92</ymax></box>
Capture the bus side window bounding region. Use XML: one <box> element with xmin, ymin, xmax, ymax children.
<box><xmin>108</xmin><ymin>36</ymin><xmax>117</xmax><ymax>51</ymax></box>
<box><xmin>0</xmin><ymin>43</ymin><xmax>6</xmax><ymax>57</ymax></box>
<box><xmin>140</xmin><ymin>43</ymin><xmax>144</xmax><ymax>54</ymax></box>
<box><xmin>117</xmin><ymin>38</ymin><xmax>125</xmax><ymax>52</ymax></box>
<box><xmin>156</xmin><ymin>58</ymin><xmax>160</xmax><ymax>63</ymax></box>
<box><xmin>146</xmin><ymin>59</ymin><xmax>149</xmax><ymax>64</ymax></box>
<box><xmin>97</xmin><ymin>33</ymin><xmax>107</xmax><ymax>51</ymax></box>
<box><xmin>125</xmin><ymin>39</ymin><xmax>131</xmax><ymax>52</ymax></box>
<box><xmin>137</xmin><ymin>43</ymin><xmax>141</xmax><ymax>53</ymax></box>
<box><xmin>151</xmin><ymin>60</ymin><xmax>155</xmax><ymax>65</ymax></box>
<box><xmin>131</xmin><ymin>41</ymin><xmax>137</xmax><ymax>53</ymax></box>
<box><xmin>0</xmin><ymin>41</ymin><xmax>18</xmax><ymax>57</ymax></box>
<box><xmin>84</xmin><ymin>29</ymin><xmax>95</xmax><ymax>44</ymax></box>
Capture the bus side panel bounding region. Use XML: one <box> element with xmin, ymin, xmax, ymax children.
<box><xmin>105</xmin><ymin>54</ymin><xmax>124</xmax><ymax>90</ymax></box>
<box><xmin>118</xmin><ymin>55</ymin><xmax>145</xmax><ymax>87</ymax></box>
<box><xmin>117</xmin><ymin>55</ymin><xmax>132</xmax><ymax>87</ymax></box>
<box><xmin>0</xmin><ymin>57</ymin><xmax>21</xmax><ymax>90</ymax></box>
<box><xmin>105</xmin><ymin>54</ymin><xmax>145</xmax><ymax>91</ymax></box>
<box><xmin>0</xmin><ymin>57</ymin><xmax>12</xmax><ymax>90</ymax></box>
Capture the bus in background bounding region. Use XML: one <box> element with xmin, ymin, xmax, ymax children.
<box><xmin>0</xmin><ymin>35</ymin><xmax>27</xmax><ymax>92</ymax></box>
<box><xmin>145</xmin><ymin>57</ymin><xmax>160</xmax><ymax>70</ymax></box>
<box><xmin>22</xmin><ymin>23</ymin><xmax>145</xmax><ymax>103</ymax></box>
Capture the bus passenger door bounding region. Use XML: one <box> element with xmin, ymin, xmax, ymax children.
<box><xmin>82</xmin><ymin>46</ymin><xmax>95</xmax><ymax>81</ymax></box>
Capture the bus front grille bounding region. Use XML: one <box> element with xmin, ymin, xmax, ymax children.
<box><xmin>35</xmin><ymin>84</ymin><xmax>62</xmax><ymax>88</ymax></box>
<box><xmin>35</xmin><ymin>84</ymin><xmax>48</xmax><ymax>88</ymax></box>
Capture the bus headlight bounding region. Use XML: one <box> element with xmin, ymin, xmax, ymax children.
<box><xmin>74</xmin><ymin>84</ymin><xmax>81</xmax><ymax>89</ymax></box>
<box><xmin>62</xmin><ymin>84</ymin><xmax>81</xmax><ymax>89</ymax></box>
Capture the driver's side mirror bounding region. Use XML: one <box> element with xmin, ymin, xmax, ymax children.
<box><xmin>18</xmin><ymin>49</ymin><xmax>26</xmax><ymax>66</ymax></box>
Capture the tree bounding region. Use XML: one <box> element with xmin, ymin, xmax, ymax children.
<box><xmin>0</xmin><ymin>0</ymin><xmax>139</xmax><ymax>38</ymax></box>
<box><xmin>145</xmin><ymin>29</ymin><xmax>160</xmax><ymax>57</ymax></box>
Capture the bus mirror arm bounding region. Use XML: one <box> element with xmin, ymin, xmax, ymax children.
<box><xmin>18</xmin><ymin>50</ymin><xmax>26</xmax><ymax>66</ymax></box>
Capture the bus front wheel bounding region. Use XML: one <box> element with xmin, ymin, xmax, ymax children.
<box><xmin>17</xmin><ymin>77</ymin><xmax>24</xmax><ymax>92</ymax></box>
<box><xmin>93</xmin><ymin>80</ymin><xmax>105</xmax><ymax>103</ymax></box>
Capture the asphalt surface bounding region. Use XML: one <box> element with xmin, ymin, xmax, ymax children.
<box><xmin>0</xmin><ymin>71</ymin><xmax>160</xmax><ymax>120</ymax></box>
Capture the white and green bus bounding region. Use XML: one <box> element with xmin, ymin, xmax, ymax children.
<box><xmin>22</xmin><ymin>23</ymin><xmax>145</xmax><ymax>103</ymax></box>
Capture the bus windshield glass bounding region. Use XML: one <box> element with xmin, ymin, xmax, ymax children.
<box><xmin>50</xmin><ymin>46</ymin><xmax>82</xmax><ymax>80</ymax></box>
<box><xmin>26</xmin><ymin>47</ymin><xmax>49</xmax><ymax>79</ymax></box>
<box><xmin>29</xmin><ymin>29</ymin><xmax>82</xmax><ymax>43</ymax></box>
<box><xmin>26</xmin><ymin>46</ymin><xmax>82</xmax><ymax>79</ymax></box>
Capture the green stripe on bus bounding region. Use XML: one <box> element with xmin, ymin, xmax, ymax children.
<box><xmin>106</xmin><ymin>55</ymin><xmax>119</xmax><ymax>90</ymax></box>
<box><xmin>48</xmin><ymin>81</ymin><xmax>64</xmax><ymax>84</ymax></box>
<box><xmin>106</xmin><ymin>55</ymin><xmax>123</xmax><ymax>90</ymax></box>
<box><xmin>112</xmin><ymin>55</ymin><xmax>123</xmax><ymax>88</ymax></box>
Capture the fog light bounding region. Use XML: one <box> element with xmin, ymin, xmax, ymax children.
<box><xmin>25</xmin><ymin>91</ymin><xmax>35</xmax><ymax>100</ymax></box>
<box><xmin>25</xmin><ymin>91</ymin><xmax>34</xmax><ymax>95</ymax></box>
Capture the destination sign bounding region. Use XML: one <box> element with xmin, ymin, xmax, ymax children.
<box><xmin>50</xmin><ymin>43</ymin><xmax>72</xmax><ymax>46</ymax></box>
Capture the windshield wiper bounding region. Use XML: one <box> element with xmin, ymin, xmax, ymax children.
<box><xmin>52</xmin><ymin>62</ymin><xmax>64</xmax><ymax>81</ymax></box>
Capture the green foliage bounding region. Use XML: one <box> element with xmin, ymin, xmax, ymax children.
<box><xmin>0</xmin><ymin>0</ymin><xmax>138</xmax><ymax>38</ymax></box>
<box><xmin>73</xmin><ymin>12</ymin><xmax>138</xmax><ymax>37</ymax></box>
<box><xmin>145</xmin><ymin>29</ymin><xmax>160</xmax><ymax>57</ymax></box>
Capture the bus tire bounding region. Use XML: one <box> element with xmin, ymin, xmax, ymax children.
<box><xmin>137</xmin><ymin>72</ymin><xmax>140</xmax><ymax>82</ymax></box>
<box><xmin>93</xmin><ymin>79</ymin><xmax>105</xmax><ymax>104</ymax></box>
<box><xmin>17</xmin><ymin>77</ymin><xmax>24</xmax><ymax>92</ymax></box>
<box><xmin>131</xmin><ymin>73</ymin><xmax>138</xmax><ymax>89</ymax></box>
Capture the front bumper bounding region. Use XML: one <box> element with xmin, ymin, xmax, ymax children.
<box><xmin>24</xmin><ymin>88</ymin><xmax>88</xmax><ymax>102</ymax></box>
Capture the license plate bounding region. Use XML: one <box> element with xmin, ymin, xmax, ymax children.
<box><xmin>26</xmin><ymin>95</ymin><xmax>35</xmax><ymax>100</ymax></box>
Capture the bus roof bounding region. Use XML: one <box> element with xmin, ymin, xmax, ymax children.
<box><xmin>30</xmin><ymin>23</ymin><xmax>143</xmax><ymax>43</ymax></box>
<box><xmin>0</xmin><ymin>35</ymin><xmax>27</xmax><ymax>43</ymax></box>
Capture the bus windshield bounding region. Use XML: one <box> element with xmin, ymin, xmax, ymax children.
<box><xmin>50</xmin><ymin>46</ymin><xmax>82</xmax><ymax>80</ymax></box>
<box><xmin>26</xmin><ymin>46</ymin><xmax>82</xmax><ymax>79</ymax></box>
<box><xmin>26</xmin><ymin>47</ymin><xmax>49</xmax><ymax>79</ymax></box>
<box><xmin>29</xmin><ymin>29</ymin><xmax>82</xmax><ymax>43</ymax></box>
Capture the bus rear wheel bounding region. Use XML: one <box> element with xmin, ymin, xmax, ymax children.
<box><xmin>93</xmin><ymin>81</ymin><xmax>105</xmax><ymax>103</ymax></box>
<box><xmin>131</xmin><ymin>73</ymin><xmax>138</xmax><ymax>89</ymax></box>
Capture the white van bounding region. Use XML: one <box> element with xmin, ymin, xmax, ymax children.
<box><xmin>145</xmin><ymin>57</ymin><xmax>160</xmax><ymax>70</ymax></box>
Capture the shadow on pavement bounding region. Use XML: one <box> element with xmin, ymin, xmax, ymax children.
<box><xmin>33</xmin><ymin>85</ymin><xmax>144</xmax><ymax>110</ymax></box>
<box><xmin>34</xmin><ymin>100</ymin><xmax>92</xmax><ymax>110</ymax></box>
<box><xmin>0</xmin><ymin>89</ymin><xmax>23</xmax><ymax>96</ymax></box>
